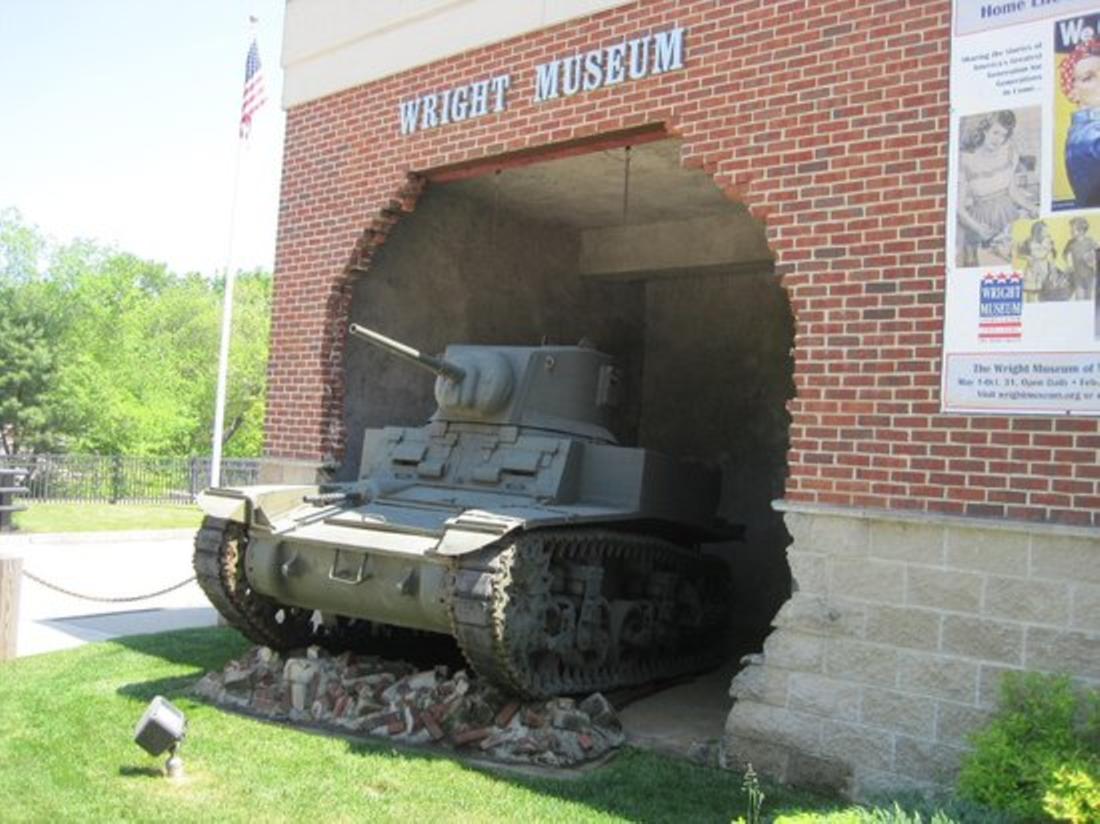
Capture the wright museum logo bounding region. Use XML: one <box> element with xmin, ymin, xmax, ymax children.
<box><xmin>979</xmin><ymin>271</ymin><xmax>1024</xmax><ymax>341</ymax></box>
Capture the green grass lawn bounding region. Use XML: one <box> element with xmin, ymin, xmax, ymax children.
<box><xmin>10</xmin><ymin>502</ymin><xmax>203</xmax><ymax>533</ymax></box>
<box><xmin>0</xmin><ymin>628</ymin><xmax>999</xmax><ymax>823</ymax></box>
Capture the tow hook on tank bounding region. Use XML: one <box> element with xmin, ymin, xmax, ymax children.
<box><xmin>280</xmin><ymin>551</ymin><xmax>300</xmax><ymax>578</ymax></box>
<box><xmin>398</xmin><ymin>567</ymin><xmax>420</xmax><ymax>597</ymax></box>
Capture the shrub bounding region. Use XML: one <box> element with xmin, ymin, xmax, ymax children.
<box><xmin>957</xmin><ymin>671</ymin><xmax>1099</xmax><ymax>821</ymax></box>
<box><xmin>1043</xmin><ymin>763</ymin><xmax>1100</xmax><ymax>824</ymax></box>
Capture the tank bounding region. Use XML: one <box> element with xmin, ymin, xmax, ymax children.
<box><xmin>193</xmin><ymin>324</ymin><xmax>740</xmax><ymax>698</ymax></box>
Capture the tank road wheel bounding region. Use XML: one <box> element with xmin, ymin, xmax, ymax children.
<box><xmin>448</xmin><ymin>529</ymin><xmax>733</xmax><ymax>699</ymax></box>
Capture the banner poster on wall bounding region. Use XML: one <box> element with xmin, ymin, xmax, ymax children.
<box><xmin>944</xmin><ymin>1</ymin><xmax>1100</xmax><ymax>414</ymax></box>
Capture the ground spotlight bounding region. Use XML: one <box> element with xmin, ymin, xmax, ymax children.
<box><xmin>134</xmin><ymin>695</ymin><xmax>186</xmax><ymax>778</ymax></box>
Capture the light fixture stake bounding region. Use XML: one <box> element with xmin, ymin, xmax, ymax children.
<box><xmin>165</xmin><ymin>743</ymin><xmax>184</xmax><ymax>779</ymax></box>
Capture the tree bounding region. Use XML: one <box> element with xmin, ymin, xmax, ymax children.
<box><xmin>0</xmin><ymin>210</ymin><xmax>59</xmax><ymax>454</ymax></box>
<box><xmin>191</xmin><ymin>271</ymin><xmax>271</xmax><ymax>457</ymax></box>
<box><xmin>51</xmin><ymin>257</ymin><xmax>272</xmax><ymax>456</ymax></box>
<box><xmin>0</xmin><ymin>299</ymin><xmax>56</xmax><ymax>455</ymax></box>
<box><xmin>0</xmin><ymin>208</ymin><xmax>272</xmax><ymax>457</ymax></box>
<box><xmin>0</xmin><ymin>207</ymin><xmax>46</xmax><ymax>283</ymax></box>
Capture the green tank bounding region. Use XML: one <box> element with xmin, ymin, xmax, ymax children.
<box><xmin>194</xmin><ymin>324</ymin><xmax>739</xmax><ymax>698</ymax></box>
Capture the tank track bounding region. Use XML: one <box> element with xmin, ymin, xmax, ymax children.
<box><xmin>194</xmin><ymin>516</ymin><xmax>323</xmax><ymax>648</ymax></box>
<box><xmin>193</xmin><ymin>516</ymin><xmax>445</xmax><ymax>658</ymax></box>
<box><xmin>447</xmin><ymin>528</ymin><xmax>732</xmax><ymax>699</ymax></box>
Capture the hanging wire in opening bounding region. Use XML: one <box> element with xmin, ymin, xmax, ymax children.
<box><xmin>491</xmin><ymin>168</ymin><xmax>501</xmax><ymax>251</ymax></box>
<box><xmin>621</xmin><ymin>146</ymin><xmax>632</xmax><ymax>225</ymax></box>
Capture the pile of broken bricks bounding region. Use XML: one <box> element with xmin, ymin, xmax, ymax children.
<box><xmin>193</xmin><ymin>645</ymin><xmax>625</xmax><ymax>767</ymax></box>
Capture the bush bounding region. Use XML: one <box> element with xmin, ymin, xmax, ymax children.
<box><xmin>1043</xmin><ymin>763</ymin><xmax>1100</xmax><ymax>824</ymax></box>
<box><xmin>957</xmin><ymin>671</ymin><xmax>1099</xmax><ymax>821</ymax></box>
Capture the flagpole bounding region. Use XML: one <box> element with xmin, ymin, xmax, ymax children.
<box><xmin>210</xmin><ymin>138</ymin><xmax>244</xmax><ymax>488</ymax></box>
<box><xmin>211</xmin><ymin>16</ymin><xmax>261</xmax><ymax>488</ymax></box>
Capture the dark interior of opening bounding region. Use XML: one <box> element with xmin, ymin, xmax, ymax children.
<box><xmin>339</xmin><ymin>138</ymin><xmax>794</xmax><ymax>653</ymax></box>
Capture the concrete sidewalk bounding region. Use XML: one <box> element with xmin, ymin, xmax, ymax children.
<box><xmin>0</xmin><ymin>528</ymin><xmax>217</xmax><ymax>658</ymax></box>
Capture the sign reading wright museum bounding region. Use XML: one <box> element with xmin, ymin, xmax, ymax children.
<box><xmin>397</xmin><ymin>25</ymin><xmax>686</xmax><ymax>135</ymax></box>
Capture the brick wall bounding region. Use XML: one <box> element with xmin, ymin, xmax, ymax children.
<box><xmin>268</xmin><ymin>0</ymin><xmax>1100</xmax><ymax>520</ymax></box>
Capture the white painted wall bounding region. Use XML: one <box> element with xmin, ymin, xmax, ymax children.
<box><xmin>281</xmin><ymin>0</ymin><xmax>634</xmax><ymax>107</ymax></box>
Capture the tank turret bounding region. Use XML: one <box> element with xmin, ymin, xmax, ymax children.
<box><xmin>193</xmin><ymin>324</ymin><xmax>738</xmax><ymax>699</ymax></box>
<box><xmin>350</xmin><ymin>323</ymin><xmax>620</xmax><ymax>442</ymax></box>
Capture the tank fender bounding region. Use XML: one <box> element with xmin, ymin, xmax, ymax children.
<box><xmin>435</xmin><ymin>510</ymin><xmax>525</xmax><ymax>556</ymax></box>
<box><xmin>196</xmin><ymin>485</ymin><xmax>319</xmax><ymax>527</ymax></box>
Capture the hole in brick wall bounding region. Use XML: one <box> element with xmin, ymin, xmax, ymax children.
<box><xmin>339</xmin><ymin>138</ymin><xmax>794</xmax><ymax>736</ymax></box>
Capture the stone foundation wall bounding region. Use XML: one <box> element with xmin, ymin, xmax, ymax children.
<box><xmin>256</xmin><ymin>458</ymin><xmax>327</xmax><ymax>485</ymax></box>
<box><xmin>724</xmin><ymin>503</ymin><xmax>1100</xmax><ymax>799</ymax></box>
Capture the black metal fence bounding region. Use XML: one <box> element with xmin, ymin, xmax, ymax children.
<box><xmin>0</xmin><ymin>455</ymin><xmax>261</xmax><ymax>504</ymax></box>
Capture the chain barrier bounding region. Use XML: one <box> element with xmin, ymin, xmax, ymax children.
<box><xmin>20</xmin><ymin>570</ymin><xmax>198</xmax><ymax>603</ymax></box>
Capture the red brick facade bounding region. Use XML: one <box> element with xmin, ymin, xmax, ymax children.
<box><xmin>268</xmin><ymin>0</ymin><xmax>1100</xmax><ymax>526</ymax></box>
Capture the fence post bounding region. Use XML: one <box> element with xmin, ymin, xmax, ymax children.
<box><xmin>0</xmin><ymin>554</ymin><xmax>21</xmax><ymax>661</ymax></box>
<box><xmin>0</xmin><ymin>468</ymin><xmax>28</xmax><ymax>532</ymax></box>
<box><xmin>110</xmin><ymin>454</ymin><xmax>123</xmax><ymax>504</ymax></box>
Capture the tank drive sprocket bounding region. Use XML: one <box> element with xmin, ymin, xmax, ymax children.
<box><xmin>193</xmin><ymin>516</ymin><xmax>440</xmax><ymax>656</ymax></box>
<box><xmin>447</xmin><ymin>528</ymin><xmax>732</xmax><ymax>699</ymax></box>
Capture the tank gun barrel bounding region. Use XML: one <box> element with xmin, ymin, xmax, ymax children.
<box><xmin>349</xmin><ymin>323</ymin><xmax>466</xmax><ymax>382</ymax></box>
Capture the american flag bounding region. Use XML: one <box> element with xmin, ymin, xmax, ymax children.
<box><xmin>239</xmin><ymin>35</ymin><xmax>267</xmax><ymax>140</ymax></box>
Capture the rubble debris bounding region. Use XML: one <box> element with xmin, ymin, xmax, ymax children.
<box><xmin>192</xmin><ymin>645</ymin><xmax>625</xmax><ymax>766</ymax></box>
